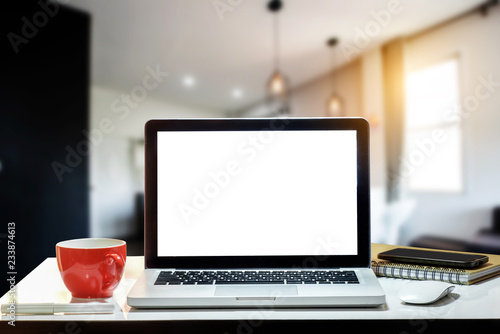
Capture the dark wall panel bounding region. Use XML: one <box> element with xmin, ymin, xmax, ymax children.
<box><xmin>1</xmin><ymin>1</ymin><xmax>90</xmax><ymax>295</ymax></box>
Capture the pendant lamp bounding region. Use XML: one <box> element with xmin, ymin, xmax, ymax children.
<box><xmin>326</xmin><ymin>37</ymin><xmax>343</xmax><ymax>117</ymax></box>
<box><xmin>266</xmin><ymin>0</ymin><xmax>289</xmax><ymax>115</ymax></box>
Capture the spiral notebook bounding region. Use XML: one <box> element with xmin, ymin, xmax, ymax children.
<box><xmin>371</xmin><ymin>243</ymin><xmax>500</xmax><ymax>285</ymax></box>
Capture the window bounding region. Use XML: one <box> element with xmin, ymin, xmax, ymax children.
<box><xmin>403</xmin><ymin>58</ymin><xmax>463</xmax><ymax>193</ymax></box>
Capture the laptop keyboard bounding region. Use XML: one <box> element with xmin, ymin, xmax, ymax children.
<box><xmin>154</xmin><ymin>270</ymin><xmax>359</xmax><ymax>285</ymax></box>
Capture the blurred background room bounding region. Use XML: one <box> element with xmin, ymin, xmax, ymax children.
<box><xmin>2</xmin><ymin>0</ymin><xmax>500</xmax><ymax>295</ymax></box>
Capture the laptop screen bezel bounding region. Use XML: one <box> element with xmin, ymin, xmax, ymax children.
<box><xmin>144</xmin><ymin>118</ymin><xmax>371</xmax><ymax>269</ymax></box>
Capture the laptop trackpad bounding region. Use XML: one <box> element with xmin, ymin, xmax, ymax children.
<box><xmin>215</xmin><ymin>285</ymin><xmax>297</xmax><ymax>297</ymax></box>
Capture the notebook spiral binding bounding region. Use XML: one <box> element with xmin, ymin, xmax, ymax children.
<box><xmin>371</xmin><ymin>260</ymin><xmax>468</xmax><ymax>285</ymax></box>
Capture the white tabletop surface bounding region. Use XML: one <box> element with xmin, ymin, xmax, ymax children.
<box><xmin>1</xmin><ymin>256</ymin><xmax>500</xmax><ymax>322</ymax></box>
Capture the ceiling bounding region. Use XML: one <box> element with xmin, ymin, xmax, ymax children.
<box><xmin>70</xmin><ymin>0</ymin><xmax>485</xmax><ymax>114</ymax></box>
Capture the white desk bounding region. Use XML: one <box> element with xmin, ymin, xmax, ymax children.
<box><xmin>1</xmin><ymin>256</ymin><xmax>499</xmax><ymax>332</ymax></box>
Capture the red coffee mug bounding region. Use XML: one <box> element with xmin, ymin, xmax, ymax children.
<box><xmin>56</xmin><ymin>238</ymin><xmax>126</xmax><ymax>299</ymax></box>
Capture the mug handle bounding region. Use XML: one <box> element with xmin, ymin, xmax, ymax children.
<box><xmin>102</xmin><ymin>253</ymin><xmax>125</xmax><ymax>290</ymax></box>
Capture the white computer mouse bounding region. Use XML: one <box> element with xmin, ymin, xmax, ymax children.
<box><xmin>398</xmin><ymin>281</ymin><xmax>455</xmax><ymax>305</ymax></box>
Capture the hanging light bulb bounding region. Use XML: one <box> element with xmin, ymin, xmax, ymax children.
<box><xmin>266</xmin><ymin>0</ymin><xmax>289</xmax><ymax>115</ymax></box>
<box><xmin>326</xmin><ymin>37</ymin><xmax>343</xmax><ymax>117</ymax></box>
<box><xmin>327</xmin><ymin>93</ymin><xmax>343</xmax><ymax>117</ymax></box>
<box><xmin>268</xmin><ymin>70</ymin><xmax>286</xmax><ymax>95</ymax></box>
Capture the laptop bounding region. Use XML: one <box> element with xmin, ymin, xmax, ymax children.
<box><xmin>127</xmin><ymin>117</ymin><xmax>386</xmax><ymax>308</ymax></box>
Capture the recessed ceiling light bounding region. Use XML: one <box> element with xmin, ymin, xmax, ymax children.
<box><xmin>232</xmin><ymin>88</ymin><xmax>243</xmax><ymax>99</ymax></box>
<box><xmin>182</xmin><ymin>76</ymin><xmax>196</xmax><ymax>87</ymax></box>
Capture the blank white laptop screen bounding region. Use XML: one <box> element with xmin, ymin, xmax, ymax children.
<box><xmin>157</xmin><ymin>130</ymin><xmax>357</xmax><ymax>257</ymax></box>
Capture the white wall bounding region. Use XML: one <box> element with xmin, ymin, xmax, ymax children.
<box><xmin>89</xmin><ymin>86</ymin><xmax>224</xmax><ymax>238</ymax></box>
<box><xmin>289</xmin><ymin>60</ymin><xmax>363</xmax><ymax>119</ymax></box>
<box><xmin>361</xmin><ymin>49</ymin><xmax>386</xmax><ymax>188</ymax></box>
<box><xmin>399</xmin><ymin>6</ymin><xmax>500</xmax><ymax>244</ymax></box>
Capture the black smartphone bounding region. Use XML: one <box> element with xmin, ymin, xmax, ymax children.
<box><xmin>378</xmin><ymin>248</ymin><xmax>489</xmax><ymax>268</ymax></box>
